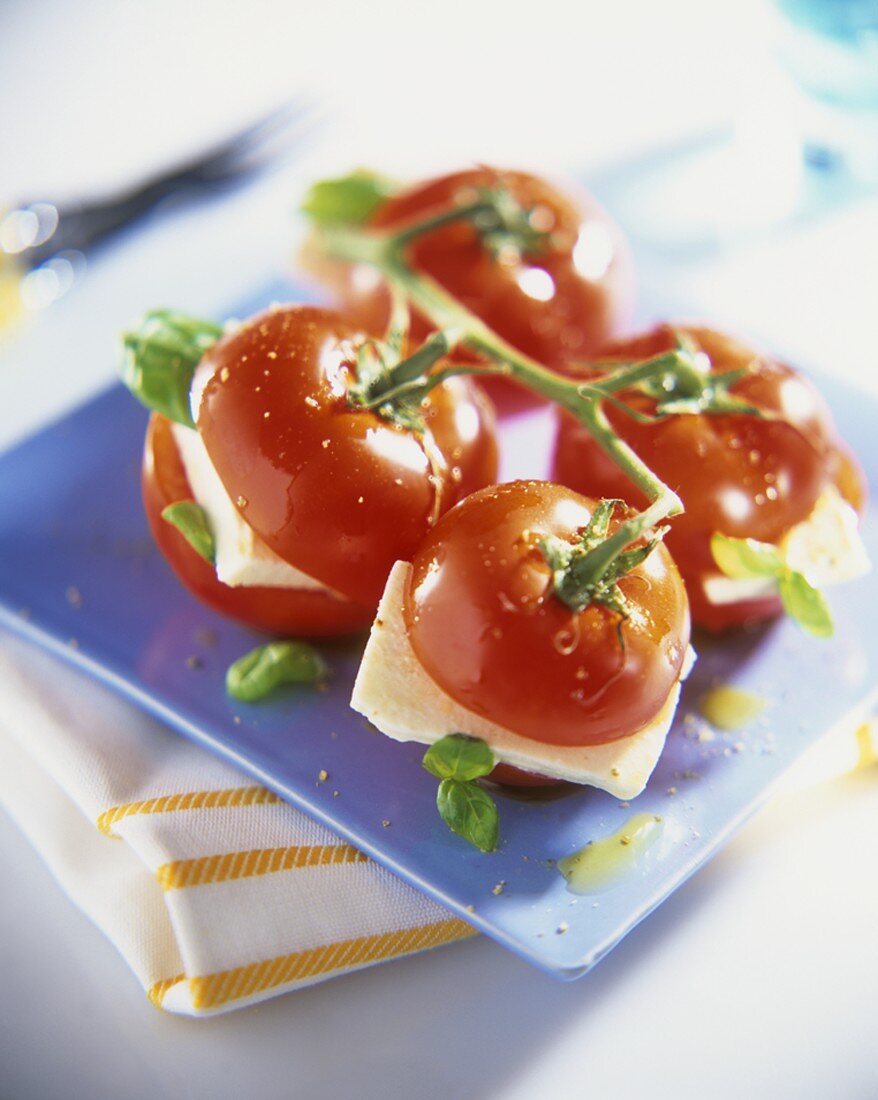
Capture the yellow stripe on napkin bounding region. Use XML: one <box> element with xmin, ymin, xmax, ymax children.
<box><xmin>149</xmin><ymin>918</ymin><xmax>475</xmax><ymax>1011</ymax></box>
<box><xmin>156</xmin><ymin>843</ymin><xmax>368</xmax><ymax>890</ymax></box>
<box><xmin>97</xmin><ymin>784</ymin><xmax>280</xmax><ymax>836</ymax></box>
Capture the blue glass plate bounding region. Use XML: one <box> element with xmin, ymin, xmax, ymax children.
<box><xmin>1</xmin><ymin>281</ymin><xmax>876</xmax><ymax>979</ymax></box>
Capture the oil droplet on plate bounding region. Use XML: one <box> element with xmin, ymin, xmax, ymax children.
<box><xmin>558</xmin><ymin>812</ymin><xmax>664</xmax><ymax>894</ymax></box>
<box><xmin>855</xmin><ymin>723</ymin><xmax>878</xmax><ymax>770</ymax></box>
<box><xmin>698</xmin><ymin>684</ymin><xmax>766</xmax><ymax>731</ymax></box>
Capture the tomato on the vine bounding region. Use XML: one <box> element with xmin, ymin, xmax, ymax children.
<box><xmin>192</xmin><ymin>304</ymin><xmax>498</xmax><ymax>609</ymax></box>
<box><xmin>332</xmin><ymin>167</ymin><xmax>635</xmax><ymax>409</ymax></box>
<box><xmin>142</xmin><ymin>413</ymin><xmax>375</xmax><ymax>636</ymax></box>
<box><xmin>404</xmin><ymin>481</ymin><xmax>690</xmax><ymax>747</ymax></box>
<box><xmin>551</xmin><ymin>325</ymin><xmax>866</xmax><ymax>631</ymax></box>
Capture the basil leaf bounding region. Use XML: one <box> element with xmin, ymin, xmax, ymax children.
<box><xmin>436</xmin><ymin>778</ymin><xmax>499</xmax><ymax>852</ymax></box>
<box><xmin>122</xmin><ymin>309</ymin><xmax>223</xmax><ymax>427</ymax></box>
<box><xmin>778</xmin><ymin>570</ymin><xmax>834</xmax><ymax>638</ymax></box>
<box><xmin>301</xmin><ymin>171</ymin><xmax>398</xmax><ymax>228</ymax></box>
<box><xmin>161</xmin><ymin>501</ymin><xmax>215</xmax><ymax>564</ymax></box>
<box><xmin>226</xmin><ymin>641</ymin><xmax>328</xmax><ymax>702</ymax></box>
<box><xmin>422</xmin><ymin>734</ymin><xmax>495</xmax><ymax>782</ymax></box>
<box><xmin>710</xmin><ymin>533</ymin><xmax>783</xmax><ymax>579</ymax></box>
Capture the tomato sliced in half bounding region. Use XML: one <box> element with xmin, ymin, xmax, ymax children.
<box><xmin>404</xmin><ymin>481</ymin><xmax>690</xmax><ymax>747</ymax></box>
<box><xmin>552</xmin><ymin>325</ymin><xmax>866</xmax><ymax>630</ymax></box>
<box><xmin>194</xmin><ymin>305</ymin><xmax>498</xmax><ymax>606</ymax></box>
<box><xmin>142</xmin><ymin>413</ymin><xmax>374</xmax><ymax>636</ymax></box>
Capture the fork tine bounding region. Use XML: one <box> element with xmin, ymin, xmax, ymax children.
<box><xmin>192</xmin><ymin>97</ymin><xmax>323</xmax><ymax>184</ymax></box>
<box><xmin>137</xmin><ymin>97</ymin><xmax>316</xmax><ymax>190</ymax></box>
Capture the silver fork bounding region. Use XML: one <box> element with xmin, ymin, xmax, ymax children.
<box><xmin>0</xmin><ymin>98</ymin><xmax>318</xmax><ymax>310</ymax></box>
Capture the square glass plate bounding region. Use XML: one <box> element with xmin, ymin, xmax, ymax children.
<box><xmin>1</xmin><ymin>280</ymin><xmax>876</xmax><ymax>978</ymax></box>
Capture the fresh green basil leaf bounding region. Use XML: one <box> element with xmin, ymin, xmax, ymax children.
<box><xmin>226</xmin><ymin>641</ymin><xmax>329</xmax><ymax>702</ymax></box>
<box><xmin>436</xmin><ymin>778</ymin><xmax>499</xmax><ymax>852</ymax></box>
<box><xmin>301</xmin><ymin>171</ymin><xmax>398</xmax><ymax>228</ymax></box>
<box><xmin>710</xmin><ymin>533</ymin><xmax>783</xmax><ymax>579</ymax></box>
<box><xmin>161</xmin><ymin>501</ymin><xmax>215</xmax><ymax>564</ymax></box>
<box><xmin>422</xmin><ymin>734</ymin><xmax>495</xmax><ymax>782</ymax></box>
<box><xmin>778</xmin><ymin>570</ymin><xmax>834</xmax><ymax>638</ymax></box>
<box><xmin>122</xmin><ymin>309</ymin><xmax>223</xmax><ymax>427</ymax></box>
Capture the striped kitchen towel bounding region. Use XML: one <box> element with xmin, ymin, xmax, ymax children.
<box><xmin>0</xmin><ymin>633</ymin><xmax>474</xmax><ymax>1017</ymax></box>
<box><xmin>2</xmin><ymin>630</ymin><xmax>874</xmax><ymax>1017</ymax></box>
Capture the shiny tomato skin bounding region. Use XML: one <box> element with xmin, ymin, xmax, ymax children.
<box><xmin>194</xmin><ymin>305</ymin><xmax>498</xmax><ymax>607</ymax></box>
<box><xmin>551</xmin><ymin>325</ymin><xmax>866</xmax><ymax>631</ymax></box>
<box><xmin>335</xmin><ymin>167</ymin><xmax>635</xmax><ymax>401</ymax></box>
<box><xmin>142</xmin><ymin>413</ymin><xmax>374</xmax><ymax>636</ymax></box>
<box><xmin>419</xmin><ymin>373</ymin><xmax>499</xmax><ymax>502</ymax></box>
<box><xmin>404</xmin><ymin>481</ymin><xmax>690</xmax><ymax>748</ymax></box>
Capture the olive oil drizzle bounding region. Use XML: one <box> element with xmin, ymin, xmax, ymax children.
<box><xmin>558</xmin><ymin>811</ymin><xmax>664</xmax><ymax>894</ymax></box>
<box><xmin>698</xmin><ymin>685</ymin><xmax>766</xmax><ymax>731</ymax></box>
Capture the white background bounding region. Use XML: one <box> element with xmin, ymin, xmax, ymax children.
<box><xmin>1</xmin><ymin>1</ymin><xmax>877</xmax><ymax>1097</ymax></box>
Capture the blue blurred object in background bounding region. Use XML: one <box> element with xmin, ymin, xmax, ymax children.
<box><xmin>773</xmin><ymin>0</ymin><xmax>878</xmax><ymax>175</ymax></box>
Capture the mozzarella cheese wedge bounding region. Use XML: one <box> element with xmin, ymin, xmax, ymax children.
<box><xmin>351</xmin><ymin>561</ymin><xmax>695</xmax><ymax>798</ymax></box>
<box><xmin>701</xmin><ymin>574</ymin><xmax>776</xmax><ymax>607</ymax></box>
<box><xmin>703</xmin><ymin>487</ymin><xmax>870</xmax><ymax>607</ymax></box>
<box><xmin>781</xmin><ymin>487</ymin><xmax>870</xmax><ymax>585</ymax></box>
<box><xmin>171</xmin><ymin>423</ymin><xmax>334</xmax><ymax>593</ymax></box>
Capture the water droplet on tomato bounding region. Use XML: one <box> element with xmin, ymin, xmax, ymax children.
<box><xmin>553</xmin><ymin>620</ymin><xmax>580</xmax><ymax>656</ymax></box>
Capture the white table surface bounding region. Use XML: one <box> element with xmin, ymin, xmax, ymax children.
<box><xmin>2</xmin><ymin>3</ymin><xmax>877</xmax><ymax>1097</ymax></box>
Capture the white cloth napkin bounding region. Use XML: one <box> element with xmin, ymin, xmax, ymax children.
<box><xmin>0</xmin><ymin>633</ymin><xmax>473</xmax><ymax>1017</ymax></box>
<box><xmin>2</xmin><ymin>629</ymin><xmax>875</xmax><ymax>1019</ymax></box>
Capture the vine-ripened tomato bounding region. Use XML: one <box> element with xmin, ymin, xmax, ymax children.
<box><xmin>551</xmin><ymin>325</ymin><xmax>866</xmax><ymax>631</ymax></box>
<box><xmin>335</xmin><ymin>167</ymin><xmax>635</xmax><ymax>408</ymax></box>
<box><xmin>142</xmin><ymin>413</ymin><xmax>375</xmax><ymax>636</ymax></box>
<box><xmin>193</xmin><ymin>304</ymin><xmax>498</xmax><ymax>608</ymax></box>
<box><xmin>404</xmin><ymin>481</ymin><xmax>690</xmax><ymax>747</ymax></box>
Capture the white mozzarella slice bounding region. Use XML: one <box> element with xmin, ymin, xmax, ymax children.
<box><xmin>702</xmin><ymin>574</ymin><xmax>777</xmax><ymax>607</ymax></box>
<box><xmin>704</xmin><ymin>487</ymin><xmax>869</xmax><ymax>606</ymax></box>
<box><xmin>351</xmin><ymin>561</ymin><xmax>695</xmax><ymax>798</ymax></box>
<box><xmin>780</xmin><ymin>488</ymin><xmax>870</xmax><ymax>586</ymax></box>
<box><xmin>170</xmin><ymin>423</ymin><xmax>331</xmax><ymax>592</ymax></box>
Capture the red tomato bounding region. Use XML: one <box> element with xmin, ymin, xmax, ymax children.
<box><xmin>332</xmin><ymin>167</ymin><xmax>635</xmax><ymax>410</ymax></box>
<box><xmin>404</xmin><ymin>481</ymin><xmax>690</xmax><ymax>748</ymax></box>
<box><xmin>551</xmin><ymin>325</ymin><xmax>866</xmax><ymax>631</ymax></box>
<box><xmin>194</xmin><ymin>304</ymin><xmax>498</xmax><ymax>607</ymax></box>
<box><xmin>142</xmin><ymin>413</ymin><xmax>374</xmax><ymax>636</ymax></box>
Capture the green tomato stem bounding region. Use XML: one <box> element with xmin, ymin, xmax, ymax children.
<box><xmin>357</xmin><ymin>362</ymin><xmax>504</xmax><ymax>411</ymax></box>
<box><xmin>585</xmin><ymin>350</ymin><xmax>695</xmax><ymax>395</ymax></box>
<box><xmin>320</xmin><ymin>225</ymin><xmax>684</xmax><ymax>555</ymax></box>
<box><xmin>391</xmin><ymin>200</ymin><xmax>496</xmax><ymax>248</ymax></box>
<box><xmin>380</xmin><ymin>326</ymin><xmax>463</xmax><ymax>391</ymax></box>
